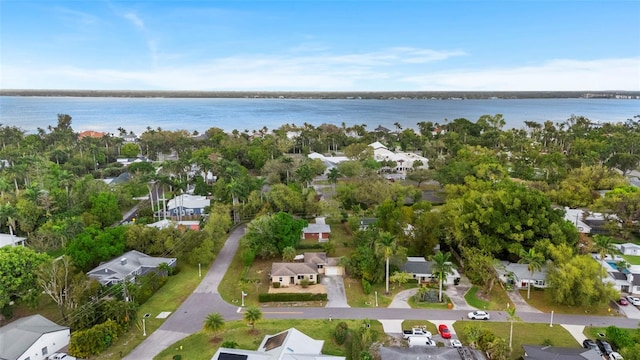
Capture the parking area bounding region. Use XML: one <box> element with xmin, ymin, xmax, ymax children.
<box><xmin>322</xmin><ymin>275</ymin><xmax>350</xmax><ymax>308</ymax></box>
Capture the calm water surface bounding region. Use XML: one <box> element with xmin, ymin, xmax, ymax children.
<box><xmin>0</xmin><ymin>96</ymin><xmax>638</xmax><ymax>134</ymax></box>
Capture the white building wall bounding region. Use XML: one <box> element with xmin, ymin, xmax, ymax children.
<box><xmin>18</xmin><ymin>330</ymin><xmax>70</xmax><ymax>360</ymax></box>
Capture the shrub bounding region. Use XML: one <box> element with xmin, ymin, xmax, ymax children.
<box><xmin>68</xmin><ymin>319</ymin><xmax>121</xmax><ymax>358</ymax></box>
<box><xmin>415</xmin><ymin>288</ymin><xmax>439</xmax><ymax>303</ymax></box>
<box><xmin>362</xmin><ymin>279</ymin><xmax>371</xmax><ymax>295</ymax></box>
<box><xmin>258</xmin><ymin>293</ymin><xmax>327</xmax><ymax>302</ymax></box>
<box><xmin>300</xmin><ymin>279</ymin><xmax>310</xmax><ymax>288</ymax></box>
<box><xmin>272</xmin><ymin>282</ymin><xmax>281</xmax><ymax>288</ymax></box>
<box><xmin>221</xmin><ymin>341</ymin><xmax>239</xmax><ymax>348</ymax></box>
<box><xmin>334</xmin><ymin>322</ymin><xmax>349</xmax><ymax>345</ymax></box>
<box><xmin>173</xmin><ymin>355</ymin><xmax>182</xmax><ymax>360</ymax></box>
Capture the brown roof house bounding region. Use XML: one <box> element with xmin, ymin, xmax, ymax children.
<box><xmin>270</xmin><ymin>262</ymin><xmax>319</xmax><ymax>287</ymax></box>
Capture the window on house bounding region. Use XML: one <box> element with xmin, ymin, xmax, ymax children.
<box><xmin>310</xmin><ymin>275</ymin><xmax>314</xmax><ymax>279</ymax></box>
<box><xmin>535</xmin><ymin>280</ymin><xmax>545</xmax><ymax>286</ymax></box>
<box><xmin>318</xmin><ymin>264</ymin><xmax>323</xmax><ymax>268</ymax></box>
<box><xmin>279</xmin><ymin>277</ymin><xmax>283</xmax><ymax>282</ymax></box>
<box><xmin>42</xmin><ymin>347</ymin><xmax>48</xmax><ymax>356</ymax></box>
<box><xmin>298</xmin><ymin>275</ymin><xmax>304</xmax><ymax>279</ymax></box>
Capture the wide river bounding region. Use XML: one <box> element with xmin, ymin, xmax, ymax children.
<box><xmin>0</xmin><ymin>96</ymin><xmax>638</xmax><ymax>135</ymax></box>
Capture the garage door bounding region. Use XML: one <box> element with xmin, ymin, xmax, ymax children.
<box><xmin>325</xmin><ymin>266</ymin><xmax>344</xmax><ymax>276</ymax></box>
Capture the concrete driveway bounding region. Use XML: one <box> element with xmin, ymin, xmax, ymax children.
<box><xmin>322</xmin><ymin>275</ymin><xmax>350</xmax><ymax>308</ymax></box>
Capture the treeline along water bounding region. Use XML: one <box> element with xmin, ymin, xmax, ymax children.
<box><xmin>0</xmin><ymin>96</ymin><xmax>638</xmax><ymax>135</ymax></box>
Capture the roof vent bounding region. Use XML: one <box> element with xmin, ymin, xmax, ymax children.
<box><xmin>121</xmin><ymin>258</ymin><xmax>127</xmax><ymax>265</ymax></box>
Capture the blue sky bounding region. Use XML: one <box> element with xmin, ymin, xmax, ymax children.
<box><xmin>1</xmin><ymin>0</ymin><xmax>639</xmax><ymax>91</ymax></box>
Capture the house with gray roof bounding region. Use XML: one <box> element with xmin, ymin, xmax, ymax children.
<box><xmin>0</xmin><ymin>233</ymin><xmax>26</xmax><ymax>248</ymax></box>
<box><xmin>165</xmin><ymin>194</ymin><xmax>210</xmax><ymax>217</ymax></box>
<box><xmin>400</xmin><ymin>257</ymin><xmax>460</xmax><ymax>285</ymax></box>
<box><xmin>496</xmin><ymin>261</ymin><xmax>549</xmax><ymax>290</ymax></box>
<box><xmin>522</xmin><ymin>345</ymin><xmax>601</xmax><ymax>360</ymax></box>
<box><xmin>617</xmin><ymin>242</ymin><xmax>640</xmax><ymax>256</ymax></box>
<box><xmin>0</xmin><ymin>314</ymin><xmax>70</xmax><ymax>360</ymax></box>
<box><xmin>87</xmin><ymin>250</ymin><xmax>176</xmax><ymax>286</ymax></box>
<box><xmin>302</xmin><ymin>220</ymin><xmax>331</xmax><ymax>242</ymax></box>
<box><xmin>211</xmin><ymin>328</ymin><xmax>344</xmax><ymax>360</ymax></box>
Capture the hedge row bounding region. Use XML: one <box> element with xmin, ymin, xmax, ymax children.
<box><xmin>259</xmin><ymin>293</ymin><xmax>328</xmax><ymax>302</ymax></box>
<box><xmin>296</xmin><ymin>243</ymin><xmax>324</xmax><ymax>249</ymax></box>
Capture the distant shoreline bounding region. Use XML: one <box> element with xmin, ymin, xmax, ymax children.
<box><xmin>1</xmin><ymin>89</ymin><xmax>639</xmax><ymax>100</ymax></box>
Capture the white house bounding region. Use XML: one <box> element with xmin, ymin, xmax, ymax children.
<box><xmin>400</xmin><ymin>257</ymin><xmax>460</xmax><ymax>285</ymax></box>
<box><xmin>0</xmin><ymin>233</ymin><xmax>26</xmax><ymax>248</ymax></box>
<box><xmin>617</xmin><ymin>243</ymin><xmax>640</xmax><ymax>256</ymax></box>
<box><xmin>496</xmin><ymin>261</ymin><xmax>549</xmax><ymax>289</ymax></box>
<box><xmin>369</xmin><ymin>142</ymin><xmax>429</xmax><ymax>173</ymax></box>
<box><xmin>563</xmin><ymin>208</ymin><xmax>592</xmax><ymax>234</ymax></box>
<box><xmin>211</xmin><ymin>328</ymin><xmax>344</xmax><ymax>360</ymax></box>
<box><xmin>87</xmin><ymin>250</ymin><xmax>176</xmax><ymax>286</ymax></box>
<box><xmin>593</xmin><ymin>253</ymin><xmax>640</xmax><ymax>295</ymax></box>
<box><xmin>0</xmin><ymin>314</ymin><xmax>70</xmax><ymax>360</ymax></box>
<box><xmin>165</xmin><ymin>194</ymin><xmax>210</xmax><ymax>217</ymax></box>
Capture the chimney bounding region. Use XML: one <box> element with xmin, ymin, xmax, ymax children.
<box><xmin>121</xmin><ymin>258</ymin><xmax>127</xmax><ymax>265</ymax></box>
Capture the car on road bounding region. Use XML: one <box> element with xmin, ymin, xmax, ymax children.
<box><xmin>49</xmin><ymin>354</ymin><xmax>77</xmax><ymax>360</ymax></box>
<box><xmin>618</xmin><ymin>298</ymin><xmax>629</xmax><ymax>306</ymax></box>
<box><xmin>596</xmin><ymin>339</ymin><xmax>614</xmax><ymax>355</ymax></box>
<box><xmin>450</xmin><ymin>339</ymin><xmax>462</xmax><ymax>347</ymax></box>
<box><xmin>468</xmin><ymin>311</ymin><xmax>490</xmax><ymax>320</ymax></box>
<box><xmin>626</xmin><ymin>296</ymin><xmax>640</xmax><ymax>306</ymax></box>
<box><xmin>582</xmin><ymin>339</ymin><xmax>602</xmax><ymax>355</ymax></box>
<box><xmin>438</xmin><ymin>324</ymin><xmax>451</xmax><ymax>339</ymax></box>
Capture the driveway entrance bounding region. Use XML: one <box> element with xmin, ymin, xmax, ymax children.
<box><xmin>322</xmin><ymin>276</ymin><xmax>350</xmax><ymax>308</ymax></box>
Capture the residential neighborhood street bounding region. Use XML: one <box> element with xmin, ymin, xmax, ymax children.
<box><xmin>125</xmin><ymin>226</ymin><xmax>640</xmax><ymax>360</ymax></box>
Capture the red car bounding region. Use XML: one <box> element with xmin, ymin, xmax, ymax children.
<box><xmin>438</xmin><ymin>324</ymin><xmax>451</xmax><ymax>339</ymax></box>
<box><xmin>618</xmin><ymin>298</ymin><xmax>629</xmax><ymax>306</ymax></box>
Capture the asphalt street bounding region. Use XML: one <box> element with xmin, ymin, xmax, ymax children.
<box><xmin>125</xmin><ymin>224</ymin><xmax>640</xmax><ymax>359</ymax></box>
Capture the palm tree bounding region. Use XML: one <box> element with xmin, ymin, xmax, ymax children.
<box><xmin>244</xmin><ymin>305</ymin><xmax>262</xmax><ymax>329</ymax></box>
<box><xmin>375</xmin><ymin>232</ymin><xmax>398</xmax><ymax>294</ymax></box>
<box><xmin>506</xmin><ymin>306</ymin><xmax>520</xmax><ymax>350</ymax></box>
<box><xmin>593</xmin><ymin>235</ymin><xmax>618</xmax><ymax>280</ymax></box>
<box><xmin>430</xmin><ymin>251</ymin><xmax>454</xmax><ymax>302</ymax></box>
<box><xmin>327</xmin><ymin>168</ymin><xmax>340</xmax><ymax>194</ymax></box>
<box><xmin>203</xmin><ymin>312</ymin><xmax>225</xmax><ymax>339</ymax></box>
<box><xmin>517</xmin><ymin>248</ymin><xmax>545</xmax><ymax>300</ymax></box>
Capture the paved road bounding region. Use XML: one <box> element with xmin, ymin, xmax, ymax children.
<box><xmin>125</xmin><ymin>224</ymin><xmax>640</xmax><ymax>359</ymax></box>
<box><xmin>124</xmin><ymin>225</ymin><xmax>245</xmax><ymax>360</ymax></box>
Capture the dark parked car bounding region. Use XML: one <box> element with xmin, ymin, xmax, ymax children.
<box><xmin>582</xmin><ymin>339</ymin><xmax>601</xmax><ymax>355</ymax></box>
<box><xmin>596</xmin><ymin>339</ymin><xmax>614</xmax><ymax>355</ymax></box>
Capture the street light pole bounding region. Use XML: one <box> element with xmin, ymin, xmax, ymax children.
<box><xmin>549</xmin><ymin>310</ymin><xmax>554</xmax><ymax>327</ymax></box>
<box><xmin>143</xmin><ymin>318</ymin><xmax>147</xmax><ymax>336</ymax></box>
<box><xmin>375</xmin><ymin>291</ymin><xmax>378</xmax><ymax>307</ymax></box>
<box><xmin>199</xmin><ymin>263</ymin><xmax>202</xmax><ymax>277</ymax></box>
<box><xmin>241</xmin><ymin>291</ymin><xmax>247</xmax><ymax>307</ymax></box>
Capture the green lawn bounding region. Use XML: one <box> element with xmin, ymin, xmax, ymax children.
<box><xmin>464</xmin><ymin>285</ymin><xmax>513</xmax><ymax>310</ymax></box>
<box><xmin>517</xmin><ymin>289</ymin><xmax>616</xmax><ymax>316</ymax></box>
<box><xmin>154</xmin><ymin>319</ymin><xmax>386</xmax><ymax>360</ymax></box>
<box><xmin>622</xmin><ymin>254</ymin><xmax>640</xmax><ymax>265</ymax></box>
<box><xmin>95</xmin><ymin>264</ymin><xmax>204</xmax><ymax>359</ymax></box>
<box><xmin>454</xmin><ymin>321</ymin><xmax>580</xmax><ymax>359</ymax></box>
<box><xmin>343</xmin><ymin>276</ymin><xmax>416</xmax><ymax>307</ymax></box>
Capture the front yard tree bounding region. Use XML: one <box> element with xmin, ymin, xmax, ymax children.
<box><xmin>36</xmin><ymin>255</ymin><xmax>92</xmax><ymax>322</ymax></box>
<box><xmin>375</xmin><ymin>232</ymin><xmax>403</xmax><ymax>294</ymax></box>
<box><xmin>0</xmin><ymin>245</ymin><xmax>49</xmax><ymax>311</ymax></box>
<box><xmin>518</xmin><ymin>248</ymin><xmax>545</xmax><ymax>300</ymax></box>
<box><xmin>241</xmin><ymin>212</ymin><xmax>306</xmax><ymax>259</ymax></box>
<box><xmin>203</xmin><ymin>312</ymin><xmax>225</xmax><ymax>339</ymax></box>
<box><xmin>546</xmin><ymin>254</ymin><xmax>618</xmax><ymax>307</ymax></box>
<box><xmin>282</xmin><ymin>246</ymin><xmax>296</xmax><ymax>262</ymax></box>
<box><xmin>431</xmin><ymin>251</ymin><xmax>454</xmax><ymax>302</ymax></box>
<box><xmin>244</xmin><ymin>305</ymin><xmax>262</xmax><ymax>329</ymax></box>
<box><xmin>592</xmin><ymin>235</ymin><xmax>618</xmax><ymax>280</ymax></box>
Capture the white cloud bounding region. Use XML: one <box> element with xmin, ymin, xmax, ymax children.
<box><xmin>123</xmin><ymin>12</ymin><xmax>145</xmax><ymax>30</ymax></box>
<box><xmin>1</xmin><ymin>50</ymin><xmax>637</xmax><ymax>91</ymax></box>
<box><xmin>400</xmin><ymin>58</ymin><xmax>640</xmax><ymax>91</ymax></box>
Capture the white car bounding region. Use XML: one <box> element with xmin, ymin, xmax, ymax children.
<box><xmin>468</xmin><ymin>310</ymin><xmax>490</xmax><ymax>320</ymax></box>
<box><xmin>626</xmin><ymin>296</ymin><xmax>640</xmax><ymax>306</ymax></box>
<box><xmin>609</xmin><ymin>352</ymin><xmax>624</xmax><ymax>360</ymax></box>
<box><xmin>49</xmin><ymin>354</ymin><xmax>77</xmax><ymax>360</ymax></box>
<box><xmin>450</xmin><ymin>339</ymin><xmax>463</xmax><ymax>347</ymax></box>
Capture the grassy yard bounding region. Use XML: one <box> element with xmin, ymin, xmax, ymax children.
<box><xmin>95</xmin><ymin>264</ymin><xmax>203</xmax><ymax>360</ymax></box>
<box><xmin>407</xmin><ymin>292</ymin><xmax>452</xmax><ymax>310</ymax></box>
<box><xmin>454</xmin><ymin>321</ymin><xmax>580</xmax><ymax>359</ymax></box>
<box><xmin>622</xmin><ymin>254</ymin><xmax>640</xmax><ymax>265</ymax></box>
<box><xmin>464</xmin><ymin>285</ymin><xmax>513</xmax><ymax>310</ymax></box>
<box><xmin>517</xmin><ymin>289</ymin><xmax>617</xmax><ymax>316</ymax></box>
<box><xmin>343</xmin><ymin>276</ymin><xmax>416</xmax><ymax>307</ymax></box>
<box><xmin>155</xmin><ymin>319</ymin><xmax>387</xmax><ymax>360</ymax></box>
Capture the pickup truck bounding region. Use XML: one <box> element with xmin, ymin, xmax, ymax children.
<box><xmin>402</xmin><ymin>327</ymin><xmax>432</xmax><ymax>339</ymax></box>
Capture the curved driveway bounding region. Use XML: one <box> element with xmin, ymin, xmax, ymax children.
<box><xmin>126</xmin><ymin>225</ymin><xmax>640</xmax><ymax>359</ymax></box>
